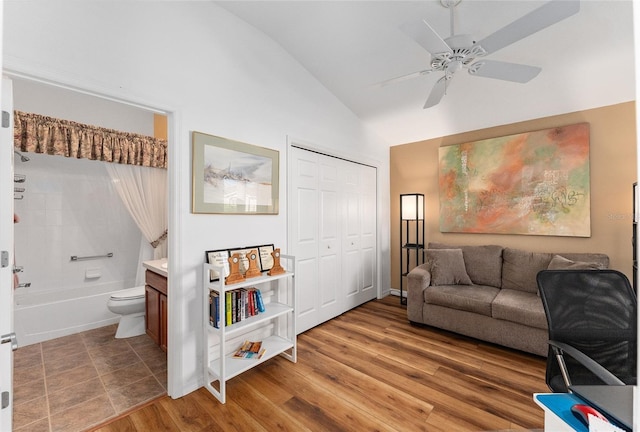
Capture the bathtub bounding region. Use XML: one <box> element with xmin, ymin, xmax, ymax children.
<box><xmin>14</xmin><ymin>281</ymin><xmax>136</xmax><ymax>347</ymax></box>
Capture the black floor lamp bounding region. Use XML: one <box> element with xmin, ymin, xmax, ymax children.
<box><xmin>399</xmin><ymin>193</ymin><xmax>424</xmax><ymax>305</ymax></box>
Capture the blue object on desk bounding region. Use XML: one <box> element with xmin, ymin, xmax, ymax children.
<box><xmin>535</xmin><ymin>393</ymin><xmax>589</xmax><ymax>431</ymax></box>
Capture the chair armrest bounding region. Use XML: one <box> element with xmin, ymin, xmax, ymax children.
<box><xmin>548</xmin><ymin>340</ymin><xmax>625</xmax><ymax>388</ymax></box>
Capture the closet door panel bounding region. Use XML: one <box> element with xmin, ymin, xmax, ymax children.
<box><xmin>291</xmin><ymin>150</ymin><xmax>321</xmax><ymax>333</ymax></box>
<box><xmin>318</xmin><ymin>158</ymin><xmax>341</xmax><ymax>321</ymax></box>
<box><xmin>343</xmin><ymin>189</ymin><xmax>361</xmax><ymax>299</ymax></box>
<box><xmin>342</xmin><ymin>162</ymin><xmax>362</xmax><ymax>306</ymax></box>
<box><xmin>319</xmin><ymin>189</ymin><xmax>338</xmax><ymax>309</ymax></box>
<box><xmin>359</xmin><ymin>166</ymin><xmax>377</xmax><ymax>298</ymax></box>
<box><xmin>296</xmin><ymin>257</ymin><xmax>318</xmax><ymax>327</ymax></box>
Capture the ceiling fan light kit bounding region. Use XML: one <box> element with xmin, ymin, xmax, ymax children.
<box><xmin>390</xmin><ymin>0</ymin><xmax>580</xmax><ymax>109</ymax></box>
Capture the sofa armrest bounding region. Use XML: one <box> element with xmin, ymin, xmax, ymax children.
<box><xmin>407</xmin><ymin>264</ymin><xmax>431</xmax><ymax>322</ymax></box>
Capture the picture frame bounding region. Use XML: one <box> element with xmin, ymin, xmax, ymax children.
<box><xmin>192</xmin><ymin>131</ymin><xmax>279</xmax><ymax>214</ymax></box>
<box><xmin>205</xmin><ymin>249</ymin><xmax>230</xmax><ymax>281</ymax></box>
<box><xmin>228</xmin><ymin>248</ymin><xmax>255</xmax><ymax>274</ymax></box>
<box><xmin>258</xmin><ymin>244</ymin><xmax>275</xmax><ymax>271</ymax></box>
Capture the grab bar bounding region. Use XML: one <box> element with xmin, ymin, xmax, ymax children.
<box><xmin>70</xmin><ymin>252</ymin><xmax>113</xmax><ymax>261</ymax></box>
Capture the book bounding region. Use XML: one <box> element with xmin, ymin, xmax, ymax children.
<box><xmin>209</xmin><ymin>291</ymin><xmax>220</xmax><ymax>328</ymax></box>
<box><xmin>248</xmin><ymin>288</ymin><xmax>256</xmax><ymax>316</ymax></box>
<box><xmin>225</xmin><ymin>291</ymin><xmax>232</xmax><ymax>326</ymax></box>
<box><xmin>232</xmin><ymin>340</ymin><xmax>266</xmax><ymax>359</ymax></box>
<box><xmin>255</xmin><ymin>289</ymin><xmax>265</xmax><ymax>313</ymax></box>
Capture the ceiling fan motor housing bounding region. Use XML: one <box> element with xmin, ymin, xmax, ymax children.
<box><xmin>431</xmin><ymin>34</ymin><xmax>486</xmax><ymax>72</ymax></box>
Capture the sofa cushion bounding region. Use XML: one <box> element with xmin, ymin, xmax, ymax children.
<box><xmin>429</xmin><ymin>243</ymin><xmax>503</xmax><ymax>287</ymax></box>
<box><xmin>424</xmin><ymin>284</ymin><xmax>500</xmax><ymax>316</ymax></box>
<box><xmin>425</xmin><ymin>249</ymin><xmax>473</xmax><ymax>285</ymax></box>
<box><xmin>502</xmin><ymin>248</ymin><xmax>553</xmax><ymax>294</ymax></box>
<box><xmin>491</xmin><ymin>288</ymin><xmax>547</xmax><ymax>330</ymax></box>
<box><xmin>547</xmin><ymin>254</ymin><xmax>607</xmax><ymax>270</ymax></box>
<box><xmin>553</xmin><ymin>253</ymin><xmax>609</xmax><ymax>269</ymax></box>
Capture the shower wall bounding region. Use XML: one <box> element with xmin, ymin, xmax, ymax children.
<box><xmin>13</xmin><ymin>153</ymin><xmax>143</xmax><ymax>303</ymax></box>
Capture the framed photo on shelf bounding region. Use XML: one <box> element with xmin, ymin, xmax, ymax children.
<box><xmin>258</xmin><ymin>244</ymin><xmax>275</xmax><ymax>271</ymax></box>
<box><xmin>205</xmin><ymin>249</ymin><xmax>230</xmax><ymax>281</ymax></box>
<box><xmin>228</xmin><ymin>248</ymin><xmax>255</xmax><ymax>274</ymax></box>
<box><xmin>191</xmin><ymin>131</ymin><xmax>279</xmax><ymax>214</ymax></box>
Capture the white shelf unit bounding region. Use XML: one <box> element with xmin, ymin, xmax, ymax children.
<box><xmin>202</xmin><ymin>254</ymin><xmax>296</xmax><ymax>404</ymax></box>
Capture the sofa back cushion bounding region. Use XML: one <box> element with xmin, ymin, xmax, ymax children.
<box><xmin>502</xmin><ymin>248</ymin><xmax>552</xmax><ymax>293</ymax></box>
<box><xmin>547</xmin><ymin>255</ymin><xmax>607</xmax><ymax>270</ymax></box>
<box><xmin>429</xmin><ymin>242</ymin><xmax>503</xmax><ymax>287</ymax></box>
<box><xmin>502</xmin><ymin>248</ymin><xmax>610</xmax><ymax>293</ymax></box>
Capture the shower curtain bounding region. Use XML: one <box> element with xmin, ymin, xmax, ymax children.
<box><xmin>105</xmin><ymin>163</ymin><xmax>168</xmax><ymax>285</ymax></box>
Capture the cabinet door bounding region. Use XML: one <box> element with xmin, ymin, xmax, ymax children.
<box><xmin>160</xmin><ymin>293</ymin><xmax>168</xmax><ymax>352</ymax></box>
<box><xmin>145</xmin><ymin>285</ymin><xmax>161</xmax><ymax>345</ymax></box>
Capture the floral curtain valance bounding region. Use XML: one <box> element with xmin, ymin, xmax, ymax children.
<box><xmin>14</xmin><ymin>111</ymin><xmax>167</xmax><ymax>169</ymax></box>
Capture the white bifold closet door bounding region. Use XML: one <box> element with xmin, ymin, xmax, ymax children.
<box><xmin>289</xmin><ymin>145</ymin><xmax>377</xmax><ymax>334</ymax></box>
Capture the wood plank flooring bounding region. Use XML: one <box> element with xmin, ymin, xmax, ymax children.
<box><xmin>90</xmin><ymin>296</ymin><xmax>548</xmax><ymax>432</ymax></box>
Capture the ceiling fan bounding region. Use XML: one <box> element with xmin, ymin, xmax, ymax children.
<box><xmin>383</xmin><ymin>0</ymin><xmax>580</xmax><ymax>109</ymax></box>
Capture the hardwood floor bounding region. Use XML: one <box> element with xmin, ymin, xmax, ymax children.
<box><xmin>90</xmin><ymin>296</ymin><xmax>548</xmax><ymax>432</ymax></box>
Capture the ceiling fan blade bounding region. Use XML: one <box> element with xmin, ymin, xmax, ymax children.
<box><xmin>400</xmin><ymin>19</ymin><xmax>451</xmax><ymax>55</ymax></box>
<box><xmin>475</xmin><ymin>0</ymin><xmax>580</xmax><ymax>55</ymax></box>
<box><xmin>373</xmin><ymin>69</ymin><xmax>433</xmax><ymax>88</ymax></box>
<box><xmin>424</xmin><ymin>77</ymin><xmax>448</xmax><ymax>109</ymax></box>
<box><xmin>468</xmin><ymin>60</ymin><xmax>541</xmax><ymax>83</ymax></box>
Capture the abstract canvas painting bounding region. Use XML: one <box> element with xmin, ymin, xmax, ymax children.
<box><xmin>439</xmin><ymin>123</ymin><xmax>590</xmax><ymax>237</ymax></box>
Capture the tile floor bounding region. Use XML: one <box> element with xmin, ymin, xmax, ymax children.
<box><xmin>12</xmin><ymin>325</ymin><xmax>167</xmax><ymax>432</ymax></box>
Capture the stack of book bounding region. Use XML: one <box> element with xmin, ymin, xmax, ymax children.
<box><xmin>209</xmin><ymin>287</ymin><xmax>265</xmax><ymax>328</ymax></box>
<box><xmin>232</xmin><ymin>340</ymin><xmax>266</xmax><ymax>359</ymax></box>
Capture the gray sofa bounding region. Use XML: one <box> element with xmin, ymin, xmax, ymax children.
<box><xmin>407</xmin><ymin>242</ymin><xmax>609</xmax><ymax>356</ymax></box>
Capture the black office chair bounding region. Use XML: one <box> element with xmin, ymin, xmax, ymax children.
<box><xmin>536</xmin><ymin>269</ymin><xmax>637</xmax><ymax>392</ymax></box>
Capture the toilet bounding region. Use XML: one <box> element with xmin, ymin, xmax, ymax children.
<box><xmin>107</xmin><ymin>286</ymin><xmax>146</xmax><ymax>338</ymax></box>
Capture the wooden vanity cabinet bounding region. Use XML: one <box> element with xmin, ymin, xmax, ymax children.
<box><xmin>145</xmin><ymin>269</ymin><xmax>167</xmax><ymax>352</ymax></box>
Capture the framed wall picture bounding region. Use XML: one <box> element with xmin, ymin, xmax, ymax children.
<box><xmin>192</xmin><ymin>131</ymin><xmax>279</xmax><ymax>214</ymax></box>
<box><xmin>438</xmin><ymin>123</ymin><xmax>591</xmax><ymax>237</ymax></box>
<box><xmin>205</xmin><ymin>249</ymin><xmax>230</xmax><ymax>281</ymax></box>
<box><xmin>258</xmin><ymin>244</ymin><xmax>275</xmax><ymax>271</ymax></box>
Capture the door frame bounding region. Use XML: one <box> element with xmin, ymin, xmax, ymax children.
<box><xmin>0</xmin><ymin>68</ymin><xmax>184</xmax><ymax>399</ymax></box>
<box><xmin>0</xmin><ymin>76</ymin><xmax>15</xmax><ymax>432</ymax></box>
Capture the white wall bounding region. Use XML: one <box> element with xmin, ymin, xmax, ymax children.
<box><xmin>12</xmin><ymin>79</ymin><xmax>155</xmax><ymax>136</ymax></box>
<box><xmin>3</xmin><ymin>1</ymin><xmax>390</xmax><ymax>397</ymax></box>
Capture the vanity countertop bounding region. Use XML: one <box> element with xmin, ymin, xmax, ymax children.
<box><xmin>143</xmin><ymin>258</ymin><xmax>168</xmax><ymax>278</ymax></box>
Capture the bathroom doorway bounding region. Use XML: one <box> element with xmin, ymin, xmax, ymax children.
<box><xmin>7</xmin><ymin>75</ymin><xmax>174</xmax><ymax>429</ymax></box>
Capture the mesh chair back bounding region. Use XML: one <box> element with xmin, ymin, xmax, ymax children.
<box><xmin>536</xmin><ymin>269</ymin><xmax>637</xmax><ymax>392</ymax></box>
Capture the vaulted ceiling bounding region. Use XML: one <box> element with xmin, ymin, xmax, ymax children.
<box><xmin>217</xmin><ymin>1</ymin><xmax>635</xmax><ymax>145</ymax></box>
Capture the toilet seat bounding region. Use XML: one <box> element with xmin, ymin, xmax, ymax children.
<box><xmin>109</xmin><ymin>286</ymin><xmax>145</xmax><ymax>301</ymax></box>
